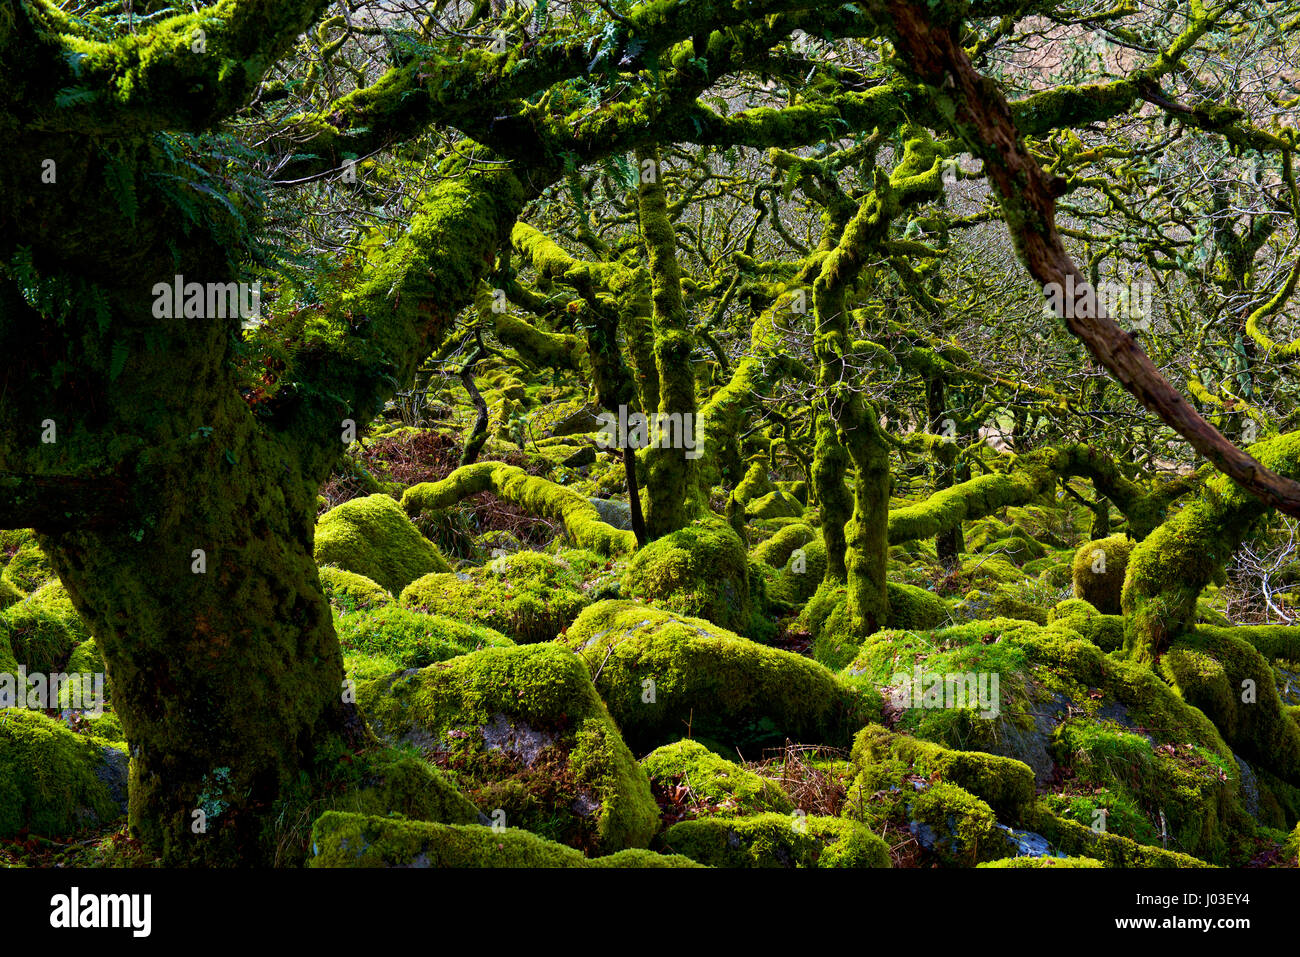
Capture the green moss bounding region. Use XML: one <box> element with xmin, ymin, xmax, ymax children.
<box><xmin>642</xmin><ymin>739</ymin><xmax>794</xmax><ymax>815</ymax></box>
<box><xmin>337</xmin><ymin>604</ymin><xmax>512</xmax><ymax>669</ymax></box>
<box><xmin>745</xmin><ymin>490</ymin><xmax>803</xmax><ymax>520</ymax></box>
<box><xmin>658</xmin><ymin>812</ymin><xmax>890</xmax><ymax>868</ymax></box>
<box><xmin>0</xmin><ymin>543</ymin><xmax>53</xmax><ymax>595</ymax></box>
<box><xmin>561</xmin><ymin>600</ymin><xmax>867</xmax><ymax>753</ymax></box>
<box><xmin>0</xmin><ymin>710</ymin><xmax>127</xmax><ymax>838</ymax></box>
<box><xmin>357</xmin><ymin>644</ymin><xmax>658</xmax><ymax>853</ymax></box>
<box><xmin>1072</xmin><ymin>535</ymin><xmax>1134</xmax><ymax>615</ymax></box>
<box><xmin>850</xmin><ymin>724</ymin><xmax>1035</xmax><ymax>820</ymax></box>
<box><xmin>0</xmin><ymin>594</ymin><xmax>79</xmax><ymax>673</ymax></box>
<box><xmin>334</xmin><ymin>751</ymin><xmax>482</xmax><ymax>825</ymax></box>
<box><xmin>621</xmin><ymin>516</ymin><xmax>754</xmax><ymax>634</ymax></box>
<box><xmin>1048</xmin><ymin>599</ymin><xmax>1125</xmax><ymax>651</ymax></box>
<box><xmin>400</xmin><ymin>550</ymin><xmax>592</xmax><ymax>644</ymax></box>
<box><xmin>732</xmin><ymin>461</ymin><xmax>774</xmax><ymax>505</ymax></box>
<box><xmin>978</xmin><ymin>855</ymin><xmax>1103</xmax><ymax>868</ymax></box>
<box><xmin>1020</xmin><ymin>801</ymin><xmax>1213</xmax><ymax>867</ymax></box>
<box><xmin>1161</xmin><ymin>627</ymin><xmax>1300</xmax><ymax>782</ymax></box>
<box><xmin>309</xmin><ymin>811</ymin><xmax>700</xmax><ymax>867</ymax></box>
<box><xmin>887</xmin><ymin>581</ymin><xmax>953</xmax><ymax>629</ymax></box>
<box><xmin>754</xmin><ymin>522</ymin><xmax>811</xmax><ymax>566</ymax></box>
<box><xmin>314</xmin><ymin>494</ymin><xmax>451</xmax><ymax>596</ymax></box>
<box><xmin>318</xmin><ymin>566</ymin><xmax>394</xmax><ymax>612</ymax></box>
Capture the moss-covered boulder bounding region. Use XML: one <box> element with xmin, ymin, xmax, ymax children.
<box><xmin>314</xmin><ymin>494</ymin><xmax>451</xmax><ymax>596</ymax></box>
<box><xmin>621</xmin><ymin>516</ymin><xmax>753</xmax><ymax>635</ymax></box>
<box><xmin>357</xmin><ymin>643</ymin><xmax>658</xmax><ymax>853</ymax></box>
<box><xmin>337</xmin><ymin>604</ymin><xmax>512</xmax><ymax>670</ymax></box>
<box><xmin>642</xmin><ymin>739</ymin><xmax>794</xmax><ymax>815</ymax></box>
<box><xmin>308</xmin><ymin>811</ymin><xmax>701</xmax><ymax>867</ymax></box>
<box><xmin>561</xmin><ymin>600</ymin><xmax>866</xmax><ymax>753</ymax></box>
<box><xmin>0</xmin><ymin>710</ymin><xmax>128</xmax><ymax>838</ymax></box>
<box><xmin>400</xmin><ymin>550</ymin><xmax>593</xmax><ymax>643</ymax></box>
<box><xmin>658</xmin><ymin>812</ymin><xmax>890</xmax><ymax>868</ymax></box>
<box><xmin>0</xmin><ymin>542</ymin><xmax>53</xmax><ymax>595</ymax></box>
<box><xmin>978</xmin><ymin>855</ymin><xmax>1104</xmax><ymax>868</ymax></box>
<box><xmin>331</xmin><ymin>751</ymin><xmax>483</xmax><ymax>826</ymax></box>
<box><xmin>851</xmin><ymin>725</ymin><xmax>1036</xmax><ymax>820</ymax></box>
<box><xmin>1048</xmin><ymin>598</ymin><xmax>1125</xmax><ymax>651</ymax></box>
<box><xmin>319</xmin><ymin>566</ymin><xmax>394</xmax><ymax>611</ymax></box>
<box><xmin>1071</xmin><ymin>534</ymin><xmax>1134</xmax><ymax>615</ymax></box>
<box><xmin>745</xmin><ymin>490</ymin><xmax>803</xmax><ymax>520</ymax></box>
<box><xmin>0</xmin><ymin>590</ymin><xmax>82</xmax><ymax>674</ymax></box>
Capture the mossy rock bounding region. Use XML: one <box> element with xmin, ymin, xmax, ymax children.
<box><xmin>850</xmin><ymin>724</ymin><xmax>1035</xmax><ymax>820</ymax></box>
<box><xmin>334</xmin><ymin>752</ymin><xmax>482</xmax><ymax>825</ymax></box>
<box><xmin>0</xmin><ymin>543</ymin><xmax>53</xmax><ymax>595</ymax></box>
<box><xmin>954</xmin><ymin>584</ymin><xmax>1048</xmax><ymax>625</ymax></box>
<box><xmin>561</xmin><ymin>600</ymin><xmax>866</xmax><ymax>753</ymax></box>
<box><xmin>658</xmin><ymin>812</ymin><xmax>889</xmax><ymax>868</ymax></box>
<box><xmin>530</xmin><ymin>400</ymin><xmax>602</xmax><ymax>438</ymax></box>
<box><xmin>977</xmin><ymin>855</ymin><xmax>1103</xmax><ymax>868</ymax></box>
<box><xmin>745</xmin><ymin>490</ymin><xmax>803</xmax><ymax>520</ymax></box>
<box><xmin>314</xmin><ymin>494</ymin><xmax>451</xmax><ymax>596</ymax></box>
<box><xmin>1048</xmin><ymin>598</ymin><xmax>1125</xmax><ymax>651</ymax></box>
<box><xmin>1020</xmin><ymin>800</ymin><xmax>1213</xmax><ymax>867</ymax></box>
<box><xmin>0</xmin><ymin>710</ymin><xmax>128</xmax><ymax>838</ymax></box>
<box><xmin>979</xmin><ymin>534</ymin><xmax>1048</xmax><ymax>564</ymax></box>
<box><xmin>357</xmin><ymin>643</ymin><xmax>659</xmax><ymax>854</ymax></box>
<box><xmin>806</xmin><ymin>582</ymin><xmax>951</xmax><ymax>671</ymax></box>
<box><xmin>319</xmin><ymin>566</ymin><xmax>394</xmax><ymax>612</ymax></box>
<box><xmin>308</xmin><ymin>811</ymin><xmax>700</xmax><ymax>867</ymax></box>
<box><xmin>60</xmin><ymin>638</ymin><xmax>110</xmax><ymax>709</ymax></box>
<box><xmin>1071</xmin><ymin>534</ymin><xmax>1134</xmax><ymax>615</ymax></box>
<box><xmin>0</xmin><ymin>578</ymin><xmax>23</xmax><ymax>611</ymax></box>
<box><xmin>960</xmin><ymin>554</ymin><xmax>1028</xmax><ymax>586</ymax></box>
<box><xmin>887</xmin><ymin>581</ymin><xmax>952</xmax><ymax>629</ymax></box>
<box><xmin>621</xmin><ymin>516</ymin><xmax>753</xmax><ymax>634</ymax></box>
<box><xmin>0</xmin><ymin>595</ymin><xmax>80</xmax><ymax>674</ymax></box>
<box><xmin>732</xmin><ymin>461</ymin><xmax>774</xmax><ymax>505</ymax></box>
<box><xmin>400</xmin><ymin>550</ymin><xmax>592</xmax><ymax>644</ymax></box>
<box><xmin>337</xmin><ymin>604</ymin><xmax>513</xmax><ymax>669</ymax></box>
<box><xmin>642</xmin><ymin>739</ymin><xmax>794</xmax><ymax>815</ymax></box>
<box><xmin>766</xmin><ymin>536</ymin><xmax>827</xmax><ymax>609</ymax></box>
<box><xmin>1160</xmin><ymin>625</ymin><xmax>1300</xmax><ymax>784</ymax></box>
<box><xmin>749</xmin><ymin>522</ymin><xmax>815</xmax><ymax>569</ymax></box>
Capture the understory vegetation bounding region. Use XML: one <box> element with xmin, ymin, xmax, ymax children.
<box><xmin>3</xmin><ymin>0</ymin><xmax>1300</xmax><ymax>870</ymax></box>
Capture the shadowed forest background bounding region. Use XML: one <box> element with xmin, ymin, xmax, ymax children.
<box><xmin>2</xmin><ymin>0</ymin><xmax>1300</xmax><ymax>870</ymax></box>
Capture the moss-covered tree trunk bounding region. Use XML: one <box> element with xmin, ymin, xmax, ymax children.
<box><xmin>44</xmin><ymin>425</ymin><xmax>357</xmax><ymax>865</ymax></box>
<box><xmin>636</xmin><ymin>146</ymin><xmax>697</xmax><ymax>539</ymax></box>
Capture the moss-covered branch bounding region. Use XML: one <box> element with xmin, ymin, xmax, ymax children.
<box><xmin>401</xmin><ymin>463</ymin><xmax>636</xmax><ymax>556</ymax></box>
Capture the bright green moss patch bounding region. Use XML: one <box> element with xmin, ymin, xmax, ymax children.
<box><xmin>658</xmin><ymin>812</ymin><xmax>889</xmax><ymax>868</ymax></box>
<box><xmin>314</xmin><ymin>494</ymin><xmax>451</xmax><ymax>596</ymax></box>
<box><xmin>1072</xmin><ymin>535</ymin><xmax>1133</xmax><ymax>615</ymax></box>
<box><xmin>621</xmin><ymin>516</ymin><xmax>754</xmax><ymax>635</ymax></box>
<box><xmin>0</xmin><ymin>595</ymin><xmax>80</xmax><ymax>674</ymax></box>
<box><xmin>850</xmin><ymin>724</ymin><xmax>1035</xmax><ymax>820</ymax></box>
<box><xmin>642</xmin><ymin>739</ymin><xmax>794</xmax><ymax>815</ymax></box>
<box><xmin>0</xmin><ymin>543</ymin><xmax>53</xmax><ymax>595</ymax></box>
<box><xmin>319</xmin><ymin>566</ymin><xmax>394</xmax><ymax>612</ymax></box>
<box><xmin>978</xmin><ymin>855</ymin><xmax>1103</xmax><ymax>868</ymax></box>
<box><xmin>337</xmin><ymin>604</ymin><xmax>512</xmax><ymax>669</ymax></box>
<box><xmin>308</xmin><ymin>811</ymin><xmax>699</xmax><ymax>867</ymax></box>
<box><xmin>562</xmin><ymin>600</ymin><xmax>867</xmax><ymax>753</ymax></box>
<box><xmin>357</xmin><ymin>643</ymin><xmax>658</xmax><ymax>853</ymax></box>
<box><xmin>0</xmin><ymin>710</ymin><xmax>127</xmax><ymax>838</ymax></box>
<box><xmin>399</xmin><ymin>550</ymin><xmax>592</xmax><ymax>643</ymax></box>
